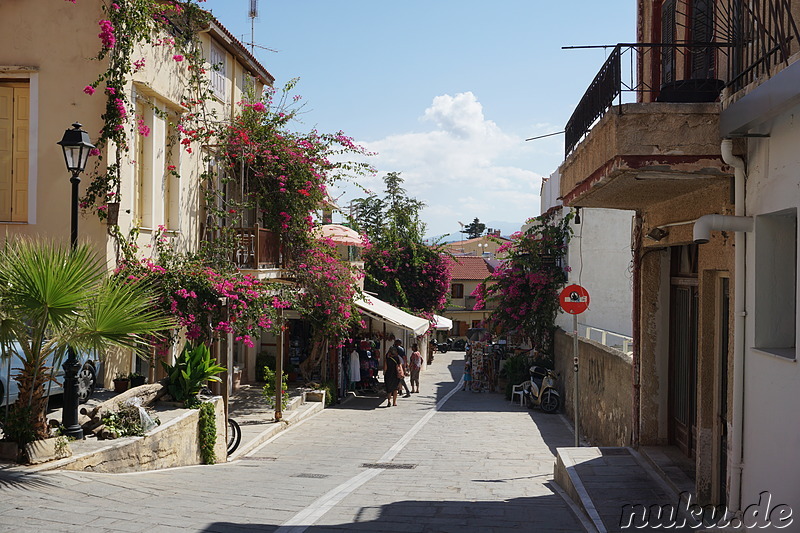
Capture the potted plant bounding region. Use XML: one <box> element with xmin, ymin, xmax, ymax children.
<box><xmin>129</xmin><ymin>372</ymin><xmax>146</xmax><ymax>388</ymax></box>
<box><xmin>286</xmin><ymin>362</ymin><xmax>298</xmax><ymax>383</ymax></box>
<box><xmin>113</xmin><ymin>372</ymin><xmax>130</xmax><ymax>393</ymax></box>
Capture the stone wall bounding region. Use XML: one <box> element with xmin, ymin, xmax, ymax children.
<box><xmin>554</xmin><ymin>328</ymin><xmax>633</xmax><ymax>446</ymax></box>
<box><xmin>62</xmin><ymin>396</ymin><xmax>227</xmax><ymax>473</ymax></box>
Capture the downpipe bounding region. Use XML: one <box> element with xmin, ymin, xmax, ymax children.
<box><xmin>693</xmin><ymin>138</ymin><xmax>747</xmax><ymax>511</ymax></box>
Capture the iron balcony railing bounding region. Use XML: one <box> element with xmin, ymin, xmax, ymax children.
<box><xmin>726</xmin><ymin>0</ymin><xmax>800</xmax><ymax>92</ymax></box>
<box><xmin>564</xmin><ymin>1</ymin><xmax>800</xmax><ymax>157</ymax></box>
<box><xmin>203</xmin><ymin>225</ymin><xmax>286</xmax><ymax>270</ymax></box>
<box><xmin>564</xmin><ymin>43</ymin><xmax>728</xmax><ymax>157</ymax></box>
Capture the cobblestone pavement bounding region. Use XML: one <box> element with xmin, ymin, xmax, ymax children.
<box><xmin>0</xmin><ymin>351</ymin><xmax>585</xmax><ymax>532</ymax></box>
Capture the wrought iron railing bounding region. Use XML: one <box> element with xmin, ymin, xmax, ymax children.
<box><xmin>564</xmin><ymin>43</ymin><xmax>727</xmax><ymax>157</ymax></box>
<box><xmin>203</xmin><ymin>225</ymin><xmax>285</xmax><ymax>270</ymax></box>
<box><xmin>726</xmin><ymin>0</ymin><xmax>800</xmax><ymax>92</ymax></box>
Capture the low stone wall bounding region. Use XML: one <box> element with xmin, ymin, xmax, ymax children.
<box><xmin>62</xmin><ymin>396</ymin><xmax>226</xmax><ymax>473</ymax></box>
<box><xmin>554</xmin><ymin>328</ymin><xmax>633</xmax><ymax>446</ymax></box>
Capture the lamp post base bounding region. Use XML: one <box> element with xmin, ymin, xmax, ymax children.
<box><xmin>61</xmin><ymin>347</ymin><xmax>84</xmax><ymax>440</ymax></box>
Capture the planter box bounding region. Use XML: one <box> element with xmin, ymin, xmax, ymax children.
<box><xmin>304</xmin><ymin>390</ymin><xmax>326</xmax><ymax>403</ymax></box>
<box><xmin>25</xmin><ymin>437</ymin><xmax>72</xmax><ymax>464</ymax></box>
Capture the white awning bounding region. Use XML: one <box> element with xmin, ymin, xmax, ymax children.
<box><xmin>355</xmin><ymin>295</ymin><xmax>429</xmax><ymax>336</ymax></box>
<box><xmin>432</xmin><ymin>315</ymin><xmax>453</xmax><ymax>331</ymax></box>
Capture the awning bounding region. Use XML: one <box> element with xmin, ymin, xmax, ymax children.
<box><xmin>355</xmin><ymin>295</ymin><xmax>429</xmax><ymax>336</ymax></box>
<box><xmin>432</xmin><ymin>315</ymin><xmax>453</xmax><ymax>331</ymax></box>
<box><xmin>312</xmin><ymin>224</ymin><xmax>365</xmax><ymax>246</ymax></box>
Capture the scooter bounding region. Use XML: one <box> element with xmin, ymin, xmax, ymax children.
<box><xmin>523</xmin><ymin>365</ymin><xmax>560</xmax><ymax>413</ymax></box>
<box><xmin>437</xmin><ymin>338</ymin><xmax>453</xmax><ymax>353</ymax></box>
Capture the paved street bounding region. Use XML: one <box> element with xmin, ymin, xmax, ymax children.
<box><xmin>0</xmin><ymin>351</ymin><xmax>585</xmax><ymax>532</ymax></box>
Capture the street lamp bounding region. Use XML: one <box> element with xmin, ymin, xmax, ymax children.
<box><xmin>57</xmin><ymin>122</ymin><xmax>95</xmax><ymax>439</ymax></box>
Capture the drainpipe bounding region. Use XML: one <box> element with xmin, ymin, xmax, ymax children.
<box><xmin>693</xmin><ymin>139</ymin><xmax>747</xmax><ymax>511</ymax></box>
<box><xmin>631</xmin><ymin>213</ymin><xmax>642</xmax><ymax>447</ymax></box>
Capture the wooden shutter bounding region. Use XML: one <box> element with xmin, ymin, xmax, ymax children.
<box><xmin>0</xmin><ymin>86</ymin><xmax>13</xmax><ymax>221</ymax></box>
<box><xmin>12</xmin><ymin>86</ymin><xmax>29</xmax><ymax>222</ymax></box>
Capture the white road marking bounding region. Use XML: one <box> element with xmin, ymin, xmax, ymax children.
<box><xmin>274</xmin><ymin>378</ymin><xmax>464</xmax><ymax>533</ymax></box>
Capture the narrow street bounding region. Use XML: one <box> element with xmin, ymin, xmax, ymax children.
<box><xmin>0</xmin><ymin>351</ymin><xmax>584</xmax><ymax>532</ymax></box>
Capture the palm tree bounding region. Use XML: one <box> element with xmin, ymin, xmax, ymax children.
<box><xmin>0</xmin><ymin>239</ymin><xmax>174</xmax><ymax>443</ymax></box>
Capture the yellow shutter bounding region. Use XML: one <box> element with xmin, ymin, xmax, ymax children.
<box><xmin>12</xmin><ymin>86</ymin><xmax>29</xmax><ymax>222</ymax></box>
<box><xmin>0</xmin><ymin>86</ymin><xmax>12</xmax><ymax>221</ymax></box>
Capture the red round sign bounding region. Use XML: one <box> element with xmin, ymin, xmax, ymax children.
<box><xmin>559</xmin><ymin>284</ymin><xmax>590</xmax><ymax>314</ymax></box>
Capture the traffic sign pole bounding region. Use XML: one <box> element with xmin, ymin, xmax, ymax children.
<box><xmin>573</xmin><ymin>313</ymin><xmax>579</xmax><ymax>447</ymax></box>
<box><xmin>559</xmin><ymin>284</ymin><xmax>590</xmax><ymax>448</ymax></box>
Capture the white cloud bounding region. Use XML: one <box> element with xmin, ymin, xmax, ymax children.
<box><xmin>335</xmin><ymin>92</ymin><xmax>546</xmax><ymax>238</ymax></box>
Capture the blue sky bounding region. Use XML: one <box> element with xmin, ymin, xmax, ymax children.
<box><xmin>202</xmin><ymin>1</ymin><xmax>635</xmax><ymax>239</ymax></box>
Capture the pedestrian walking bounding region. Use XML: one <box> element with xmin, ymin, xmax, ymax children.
<box><xmin>384</xmin><ymin>346</ymin><xmax>401</xmax><ymax>407</ymax></box>
<box><xmin>409</xmin><ymin>343</ymin><xmax>423</xmax><ymax>393</ymax></box>
<box><xmin>394</xmin><ymin>339</ymin><xmax>411</xmax><ymax>398</ymax></box>
<box><xmin>462</xmin><ymin>359</ymin><xmax>472</xmax><ymax>391</ymax></box>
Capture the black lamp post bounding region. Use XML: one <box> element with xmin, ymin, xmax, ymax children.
<box><xmin>57</xmin><ymin>122</ymin><xmax>95</xmax><ymax>439</ymax></box>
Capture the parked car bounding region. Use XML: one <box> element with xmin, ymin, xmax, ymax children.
<box><xmin>0</xmin><ymin>345</ymin><xmax>98</xmax><ymax>407</ymax></box>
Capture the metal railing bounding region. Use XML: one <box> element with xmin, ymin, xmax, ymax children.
<box><xmin>726</xmin><ymin>0</ymin><xmax>800</xmax><ymax>92</ymax></box>
<box><xmin>580</xmin><ymin>324</ymin><xmax>633</xmax><ymax>355</ymax></box>
<box><xmin>232</xmin><ymin>225</ymin><xmax>284</xmax><ymax>270</ymax></box>
<box><xmin>564</xmin><ymin>43</ymin><xmax>727</xmax><ymax>157</ymax></box>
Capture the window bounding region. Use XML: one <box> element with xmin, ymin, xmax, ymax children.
<box><xmin>164</xmin><ymin>119</ymin><xmax>180</xmax><ymax>230</ymax></box>
<box><xmin>0</xmin><ymin>81</ymin><xmax>29</xmax><ymax>222</ymax></box>
<box><xmin>241</xmin><ymin>70</ymin><xmax>255</xmax><ymax>101</ymax></box>
<box><xmin>134</xmin><ymin>100</ymin><xmax>153</xmax><ymax>228</ymax></box>
<box><xmin>451</xmin><ymin>283</ymin><xmax>464</xmax><ymax>298</ymax></box>
<box><xmin>754</xmin><ymin>208</ymin><xmax>797</xmax><ymax>358</ymax></box>
<box><xmin>209</xmin><ymin>42</ymin><xmax>227</xmax><ymax>101</ymax></box>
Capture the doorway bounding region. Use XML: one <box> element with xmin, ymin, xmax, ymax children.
<box><xmin>669</xmin><ymin>245</ymin><xmax>699</xmax><ymax>458</ymax></box>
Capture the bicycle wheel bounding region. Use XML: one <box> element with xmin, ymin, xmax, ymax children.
<box><xmin>227</xmin><ymin>418</ymin><xmax>241</xmax><ymax>455</ymax></box>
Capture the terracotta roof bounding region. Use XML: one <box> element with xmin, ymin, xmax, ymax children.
<box><xmin>446</xmin><ymin>235</ymin><xmax>510</xmax><ymax>246</ymax></box>
<box><xmin>448</xmin><ymin>256</ymin><xmax>493</xmax><ymax>281</ymax></box>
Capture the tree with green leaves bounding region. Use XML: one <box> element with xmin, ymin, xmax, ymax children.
<box><xmin>352</xmin><ymin>172</ymin><xmax>451</xmax><ymax>314</ymax></box>
<box><xmin>464</xmin><ymin>218</ymin><xmax>486</xmax><ymax>239</ymax></box>
<box><xmin>0</xmin><ymin>239</ymin><xmax>174</xmax><ymax>444</ymax></box>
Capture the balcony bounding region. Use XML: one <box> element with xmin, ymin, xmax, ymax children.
<box><xmin>204</xmin><ymin>225</ymin><xmax>286</xmax><ymax>275</ymax></box>
<box><xmin>560</xmin><ymin>44</ymin><xmax>731</xmax><ymax>210</ymax></box>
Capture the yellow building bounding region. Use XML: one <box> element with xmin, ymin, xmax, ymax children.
<box><xmin>0</xmin><ymin>1</ymin><xmax>273</xmax><ymax>385</ymax></box>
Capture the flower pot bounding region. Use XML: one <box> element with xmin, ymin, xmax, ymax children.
<box><xmin>130</xmin><ymin>375</ymin><xmax>146</xmax><ymax>387</ymax></box>
<box><xmin>113</xmin><ymin>378</ymin><xmax>129</xmax><ymax>393</ymax></box>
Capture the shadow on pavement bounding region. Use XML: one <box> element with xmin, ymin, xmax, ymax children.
<box><xmin>199</xmin><ymin>491</ymin><xmax>581</xmax><ymax>532</ymax></box>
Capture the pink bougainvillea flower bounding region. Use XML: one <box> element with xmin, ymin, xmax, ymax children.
<box><xmin>172</xmin><ymin>54</ymin><xmax>184</xmax><ymax>62</ymax></box>
<box><xmin>98</xmin><ymin>20</ymin><xmax>116</xmax><ymax>49</ymax></box>
<box><xmin>83</xmin><ymin>85</ymin><xmax>95</xmax><ymax>95</ymax></box>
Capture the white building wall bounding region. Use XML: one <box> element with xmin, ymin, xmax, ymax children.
<box><xmin>539</xmin><ymin>171</ymin><xmax>634</xmax><ymax>340</ymax></box>
<box><xmin>740</xmin><ymin>100</ymin><xmax>800</xmax><ymax>513</ymax></box>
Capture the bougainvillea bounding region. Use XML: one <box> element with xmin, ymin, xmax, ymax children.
<box><xmin>477</xmin><ymin>209</ymin><xmax>573</xmax><ymax>354</ymax></box>
<box><xmin>220</xmin><ymin>80</ymin><xmax>374</xmax><ymax>261</ymax></box>
<box><xmin>112</xmin><ymin>227</ymin><xmax>285</xmax><ymax>347</ymax></box>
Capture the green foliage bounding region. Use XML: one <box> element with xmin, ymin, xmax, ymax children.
<box><xmin>0</xmin><ymin>238</ymin><xmax>173</xmax><ymax>440</ymax></box>
<box><xmin>480</xmin><ymin>210</ymin><xmax>573</xmax><ymax>355</ymax></box>
<box><xmin>101</xmin><ymin>402</ymin><xmax>159</xmax><ymax>438</ymax></box>
<box><xmin>161</xmin><ymin>344</ymin><xmax>226</xmax><ymax>407</ymax></box>
<box><xmin>464</xmin><ymin>218</ymin><xmax>486</xmax><ymax>239</ymax></box>
<box><xmin>500</xmin><ymin>354</ymin><xmax>532</xmax><ymax>400</ymax></box>
<box><xmin>0</xmin><ymin>405</ymin><xmax>37</xmax><ymax>447</ymax></box>
<box><xmin>261</xmin><ymin>366</ymin><xmax>289</xmax><ymax>410</ymax></box>
<box><xmin>354</xmin><ymin>172</ymin><xmax>451</xmax><ymax>314</ymax></box>
<box><xmin>197</xmin><ymin>401</ymin><xmax>217</xmax><ymax>464</ymax></box>
<box><xmin>255</xmin><ymin>351</ymin><xmax>276</xmax><ymax>382</ymax></box>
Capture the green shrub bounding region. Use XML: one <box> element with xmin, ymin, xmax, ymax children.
<box><xmin>161</xmin><ymin>343</ymin><xmax>226</xmax><ymax>407</ymax></box>
<box><xmin>261</xmin><ymin>366</ymin><xmax>289</xmax><ymax>409</ymax></box>
<box><xmin>500</xmin><ymin>354</ymin><xmax>531</xmax><ymax>400</ymax></box>
<box><xmin>198</xmin><ymin>402</ymin><xmax>217</xmax><ymax>464</ymax></box>
<box><xmin>255</xmin><ymin>351</ymin><xmax>276</xmax><ymax>382</ymax></box>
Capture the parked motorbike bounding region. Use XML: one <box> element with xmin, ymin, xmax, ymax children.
<box><xmin>437</xmin><ymin>338</ymin><xmax>452</xmax><ymax>353</ymax></box>
<box><xmin>523</xmin><ymin>365</ymin><xmax>560</xmax><ymax>413</ymax></box>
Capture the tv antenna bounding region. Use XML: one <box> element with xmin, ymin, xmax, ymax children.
<box><xmin>248</xmin><ymin>0</ymin><xmax>258</xmax><ymax>54</ymax></box>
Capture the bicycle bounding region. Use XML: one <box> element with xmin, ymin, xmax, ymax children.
<box><xmin>227</xmin><ymin>418</ymin><xmax>241</xmax><ymax>455</ymax></box>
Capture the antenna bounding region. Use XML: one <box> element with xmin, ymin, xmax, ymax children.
<box><xmin>248</xmin><ymin>0</ymin><xmax>258</xmax><ymax>54</ymax></box>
